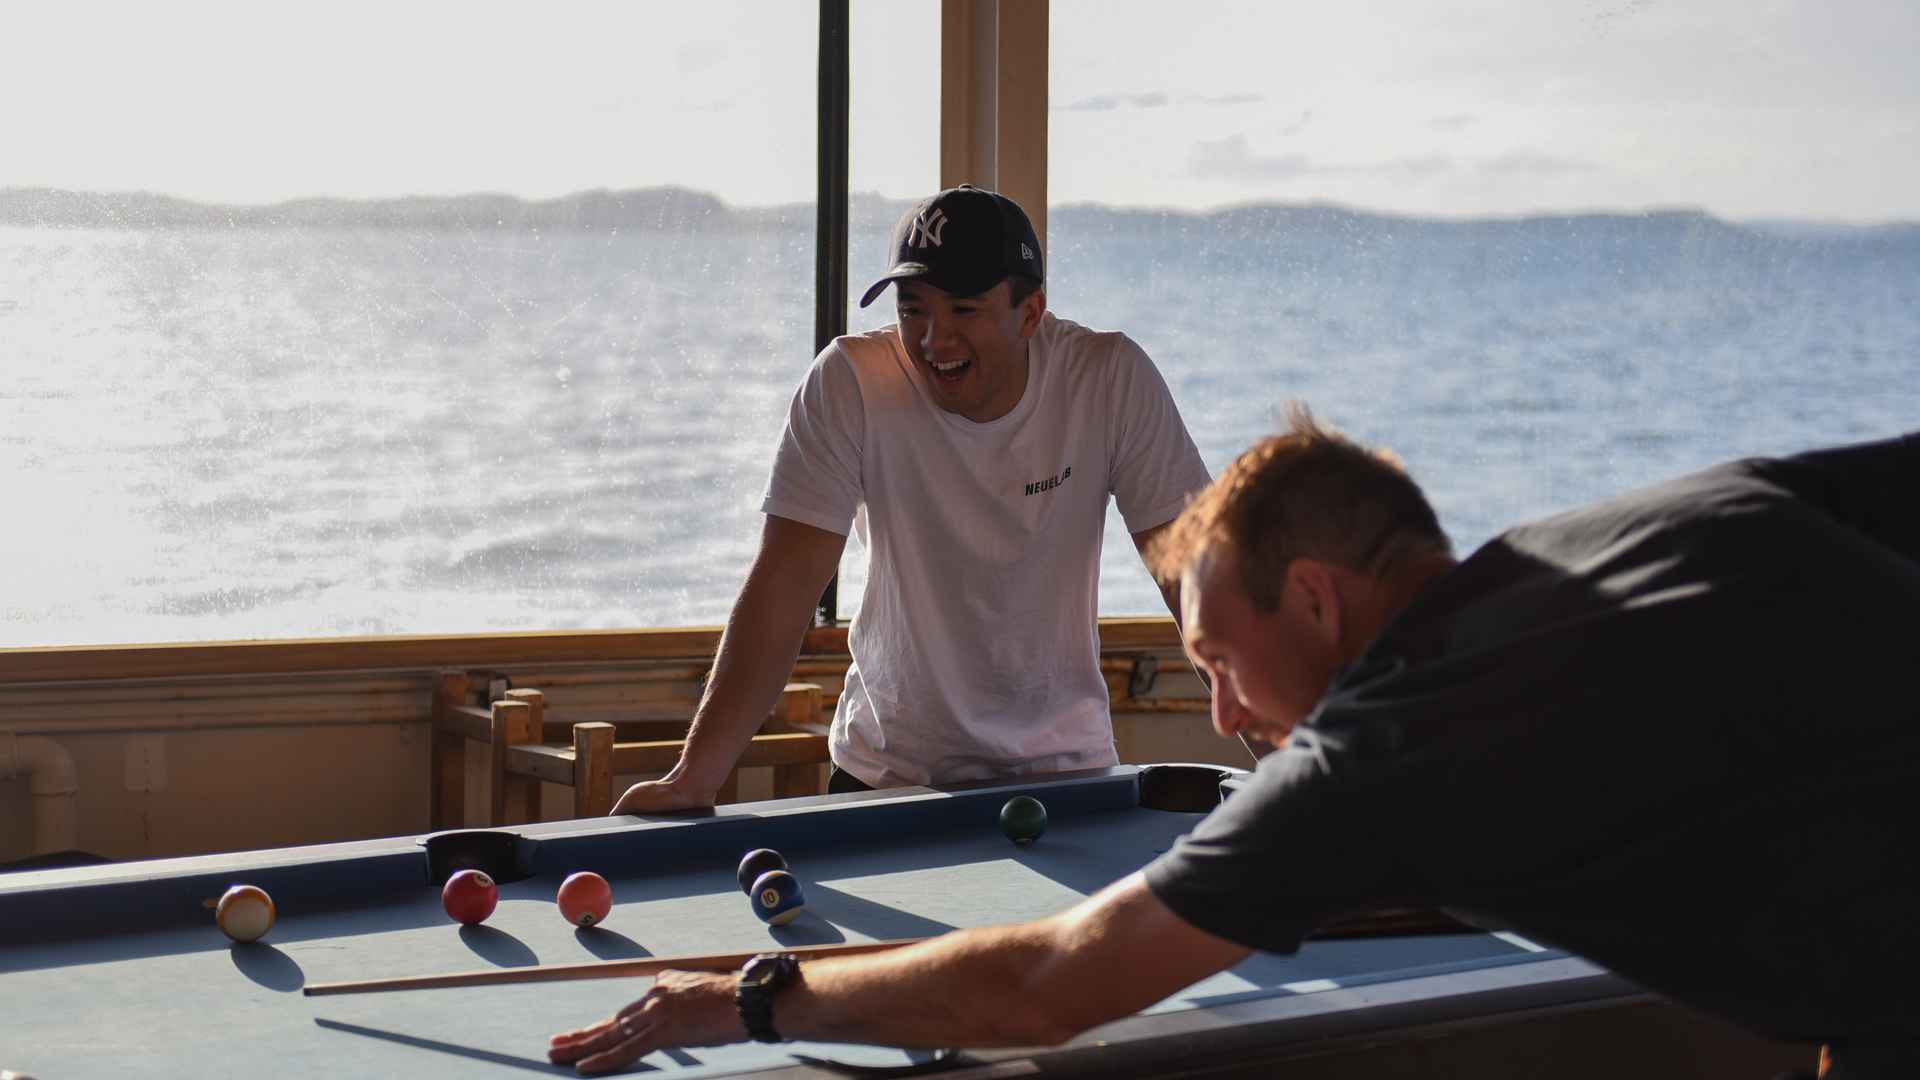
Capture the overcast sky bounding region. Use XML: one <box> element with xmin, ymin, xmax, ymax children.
<box><xmin>4</xmin><ymin>0</ymin><xmax>1916</xmax><ymax>221</ymax></box>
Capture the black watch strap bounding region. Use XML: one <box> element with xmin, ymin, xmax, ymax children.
<box><xmin>736</xmin><ymin>953</ymin><xmax>802</xmax><ymax>1043</ymax></box>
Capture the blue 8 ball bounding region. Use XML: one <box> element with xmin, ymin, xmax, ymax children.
<box><xmin>737</xmin><ymin>848</ymin><xmax>788</xmax><ymax>895</ymax></box>
<box><xmin>750</xmin><ymin>869</ymin><xmax>806</xmax><ymax>926</ymax></box>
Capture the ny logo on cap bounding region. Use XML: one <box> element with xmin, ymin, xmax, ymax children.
<box><xmin>908</xmin><ymin>208</ymin><xmax>948</xmax><ymax>249</ymax></box>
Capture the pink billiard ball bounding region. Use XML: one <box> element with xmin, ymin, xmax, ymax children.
<box><xmin>442</xmin><ymin>869</ymin><xmax>498</xmax><ymax>925</ymax></box>
<box><xmin>557</xmin><ymin>871</ymin><xmax>613</xmax><ymax>927</ymax></box>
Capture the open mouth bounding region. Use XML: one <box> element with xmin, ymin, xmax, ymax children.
<box><xmin>928</xmin><ymin>357</ymin><xmax>972</xmax><ymax>383</ymax></box>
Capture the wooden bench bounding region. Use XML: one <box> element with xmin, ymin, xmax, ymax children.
<box><xmin>430</xmin><ymin>673</ymin><xmax>831</xmax><ymax>827</ymax></box>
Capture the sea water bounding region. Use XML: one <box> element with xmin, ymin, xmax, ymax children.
<box><xmin>2</xmin><ymin>207</ymin><xmax>1915</xmax><ymax>646</ymax></box>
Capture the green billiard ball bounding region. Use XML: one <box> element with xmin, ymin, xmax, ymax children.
<box><xmin>999</xmin><ymin>796</ymin><xmax>1047</xmax><ymax>845</ymax></box>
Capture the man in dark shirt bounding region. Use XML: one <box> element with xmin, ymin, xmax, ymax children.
<box><xmin>551</xmin><ymin>409</ymin><xmax>1918</xmax><ymax>1078</ymax></box>
<box><xmin>1143</xmin><ymin>408</ymin><xmax>1920</xmax><ymax>1078</ymax></box>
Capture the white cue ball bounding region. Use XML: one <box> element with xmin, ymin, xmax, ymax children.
<box><xmin>216</xmin><ymin>884</ymin><xmax>276</xmax><ymax>943</ymax></box>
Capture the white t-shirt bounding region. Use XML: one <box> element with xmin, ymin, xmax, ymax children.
<box><xmin>761</xmin><ymin>312</ymin><xmax>1210</xmax><ymax>787</ymax></box>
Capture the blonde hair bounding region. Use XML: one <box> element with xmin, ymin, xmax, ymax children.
<box><xmin>1151</xmin><ymin>403</ymin><xmax>1450</xmax><ymax>611</ymax></box>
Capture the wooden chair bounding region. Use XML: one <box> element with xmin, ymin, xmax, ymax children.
<box><xmin>431</xmin><ymin>674</ymin><xmax>829</xmax><ymax>828</ymax></box>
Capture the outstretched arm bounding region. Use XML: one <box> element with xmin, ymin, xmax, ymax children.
<box><xmin>548</xmin><ymin>872</ymin><xmax>1250</xmax><ymax>1072</ymax></box>
<box><xmin>613</xmin><ymin>514</ymin><xmax>846</xmax><ymax>812</ymax></box>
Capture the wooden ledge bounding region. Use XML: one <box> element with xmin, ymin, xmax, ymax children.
<box><xmin>1</xmin><ymin>620</ymin><xmax>1185</xmax><ymax>685</ymax></box>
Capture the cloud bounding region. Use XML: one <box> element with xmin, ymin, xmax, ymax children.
<box><xmin>1054</xmin><ymin>91</ymin><xmax>1265</xmax><ymax>113</ymax></box>
<box><xmin>1583</xmin><ymin>0</ymin><xmax>1657</xmax><ymax>37</ymax></box>
<box><xmin>1364</xmin><ymin>154</ymin><xmax>1455</xmax><ymax>179</ymax></box>
<box><xmin>1191</xmin><ymin>137</ymin><xmax>1313</xmax><ymax>180</ymax></box>
<box><xmin>592</xmin><ymin>95</ymin><xmax>735</xmax><ymax>115</ymax></box>
<box><xmin>1478</xmin><ymin>151</ymin><xmax>1599</xmax><ymax>175</ymax></box>
<box><xmin>1189</xmin><ymin>136</ymin><xmax>1600</xmax><ymax>184</ymax></box>
<box><xmin>1430</xmin><ymin>113</ymin><xmax>1477</xmax><ymax>130</ymax></box>
<box><xmin>1190</xmin><ymin>135</ymin><xmax>1454</xmax><ymax>182</ymax></box>
<box><xmin>1188</xmin><ymin>92</ymin><xmax>1265</xmax><ymax>107</ymax></box>
<box><xmin>675</xmin><ymin>41</ymin><xmax>728</xmax><ymax>76</ymax></box>
<box><xmin>1057</xmin><ymin>92</ymin><xmax>1170</xmax><ymax>113</ymax></box>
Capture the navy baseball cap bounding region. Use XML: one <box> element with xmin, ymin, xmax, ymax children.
<box><xmin>858</xmin><ymin>185</ymin><xmax>1045</xmax><ymax>308</ymax></box>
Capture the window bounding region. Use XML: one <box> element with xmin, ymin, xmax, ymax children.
<box><xmin>2</xmin><ymin>2</ymin><xmax>832</xmax><ymax>645</ymax></box>
<box><xmin>834</xmin><ymin>0</ymin><xmax>941</xmax><ymax>623</ymax></box>
<box><xmin>1052</xmin><ymin>0</ymin><xmax>1920</xmax><ymax>614</ymax></box>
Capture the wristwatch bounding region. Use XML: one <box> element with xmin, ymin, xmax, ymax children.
<box><xmin>736</xmin><ymin>952</ymin><xmax>803</xmax><ymax>1043</ymax></box>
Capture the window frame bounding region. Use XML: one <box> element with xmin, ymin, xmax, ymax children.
<box><xmin>0</xmin><ymin>0</ymin><xmax>1072</xmax><ymax>676</ymax></box>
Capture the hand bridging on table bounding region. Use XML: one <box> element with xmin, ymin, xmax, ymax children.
<box><xmin>548</xmin><ymin>969</ymin><xmax>744</xmax><ymax>1074</ymax></box>
<box><xmin>611</xmin><ymin>776</ymin><xmax>715</xmax><ymax>814</ymax></box>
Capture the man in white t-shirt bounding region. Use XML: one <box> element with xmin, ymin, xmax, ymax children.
<box><xmin>613</xmin><ymin>185</ymin><xmax>1210</xmax><ymax>809</ymax></box>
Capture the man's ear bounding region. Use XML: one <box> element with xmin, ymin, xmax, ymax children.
<box><xmin>1284</xmin><ymin>558</ymin><xmax>1342</xmax><ymax>646</ymax></box>
<box><xmin>1018</xmin><ymin>288</ymin><xmax>1046</xmax><ymax>337</ymax></box>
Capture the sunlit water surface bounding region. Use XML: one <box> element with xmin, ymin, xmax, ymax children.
<box><xmin>3</xmin><ymin>212</ymin><xmax>1914</xmax><ymax>646</ymax></box>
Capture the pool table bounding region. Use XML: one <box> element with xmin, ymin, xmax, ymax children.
<box><xmin>0</xmin><ymin>765</ymin><xmax>1781</xmax><ymax>1078</ymax></box>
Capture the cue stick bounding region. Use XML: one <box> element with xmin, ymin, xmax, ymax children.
<box><xmin>1235</xmin><ymin>732</ymin><xmax>1261</xmax><ymax>765</ymax></box>
<box><xmin>1314</xmin><ymin>907</ymin><xmax>1471</xmax><ymax>939</ymax></box>
<box><xmin>302</xmin><ymin>938</ymin><xmax>921</xmax><ymax>996</ymax></box>
<box><xmin>302</xmin><ymin>907</ymin><xmax>1472</xmax><ymax>998</ymax></box>
<box><xmin>1174</xmin><ymin>649</ymin><xmax>1259</xmax><ymax>767</ymax></box>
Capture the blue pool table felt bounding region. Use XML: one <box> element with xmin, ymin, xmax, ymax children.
<box><xmin>1</xmin><ymin>779</ymin><xmax>1559</xmax><ymax>1078</ymax></box>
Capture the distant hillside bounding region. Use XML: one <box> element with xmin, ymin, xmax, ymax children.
<box><xmin>0</xmin><ymin>186</ymin><xmax>731</xmax><ymax>230</ymax></box>
<box><xmin>3</xmin><ymin>187</ymin><xmax>1915</xmax><ymax>253</ymax></box>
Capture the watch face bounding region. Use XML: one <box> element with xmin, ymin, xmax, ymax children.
<box><xmin>737</xmin><ymin>954</ymin><xmax>798</xmax><ymax>1044</ymax></box>
<box><xmin>743</xmin><ymin>953</ymin><xmax>799</xmax><ymax>988</ymax></box>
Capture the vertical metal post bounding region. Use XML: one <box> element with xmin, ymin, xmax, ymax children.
<box><xmin>814</xmin><ymin>0</ymin><xmax>851</xmax><ymax>627</ymax></box>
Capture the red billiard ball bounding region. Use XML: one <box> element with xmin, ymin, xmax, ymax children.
<box><xmin>442</xmin><ymin>869</ymin><xmax>498</xmax><ymax>925</ymax></box>
<box><xmin>557</xmin><ymin>871</ymin><xmax>613</xmax><ymax>928</ymax></box>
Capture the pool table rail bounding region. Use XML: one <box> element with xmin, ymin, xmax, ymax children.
<box><xmin>0</xmin><ymin>766</ymin><xmax>1167</xmax><ymax>948</ymax></box>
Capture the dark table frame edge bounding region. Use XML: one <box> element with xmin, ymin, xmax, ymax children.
<box><xmin>0</xmin><ymin>766</ymin><xmax>1221</xmax><ymax>943</ymax></box>
<box><xmin>0</xmin><ymin>767</ymin><xmax>1158</xmax><ymax>891</ymax></box>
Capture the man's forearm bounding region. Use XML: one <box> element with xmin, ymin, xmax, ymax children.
<box><xmin>671</xmin><ymin>568</ymin><xmax>824</xmax><ymax>793</ymax></box>
<box><xmin>783</xmin><ymin>923</ymin><xmax>1080</xmax><ymax>1047</ymax></box>
<box><xmin>662</xmin><ymin>515</ymin><xmax>846</xmax><ymax>797</ymax></box>
<box><xmin>777</xmin><ymin>876</ymin><xmax>1248</xmax><ymax>1049</ymax></box>
<box><xmin>548</xmin><ymin>875</ymin><xmax>1249</xmax><ymax>1072</ymax></box>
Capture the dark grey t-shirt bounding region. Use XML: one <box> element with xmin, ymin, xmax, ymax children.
<box><xmin>1144</xmin><ymin>434</ymin><xmax>1920</xmax><ymax>1047</ymax></box>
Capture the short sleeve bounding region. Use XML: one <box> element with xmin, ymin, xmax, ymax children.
<box><xmin>760</xmin><ymin>344</ymin><xmax>866</xmax><ymax>536</ymax></box>
<box><xmin>1143</xmin><ymin>736</ymin><xmax>1396</xmax><ymax>955</ymax></box>
<box><xmin>1745</xmin><ymin>432</ymin><xmax>1920</xmax><ymax>564</ymax></box>
<box><xmin>1104</xmin><ymin>336</ymin><xmax>1210</xmax><ymax>533</ymax></box>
